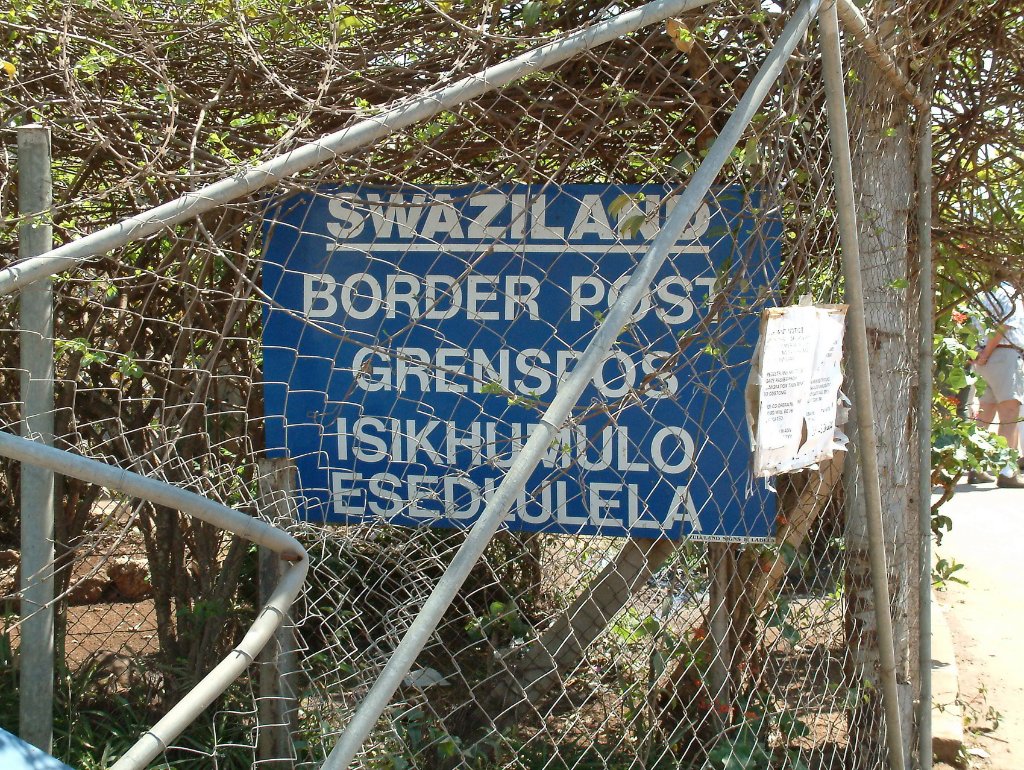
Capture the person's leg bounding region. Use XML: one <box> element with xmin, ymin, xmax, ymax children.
<box><xmin>976</xmin><ymin>401</ymin><xmax>997</xmax><ymax>427</ymax></box>
<box><xmin>975</xmin><ymin>353</ymin><xmax>1002</xmax><ymax>429</ymax></box>
<box><xmin>995</xmin><ymin>398</ymin><xmax>1021</xmax><ymax>454</ymax></box>
<box><xmin>970</xmin><ymin>386</ymin><xmax>1000</xmax><ymax>483</ymax></box>
<box><xmin>995</xmin><ymin>398</ymin><xmax>1024</xmax><ymax>487</ymax></box>
<box><xmin>1019</xmin><ymin>402</ymin><xmax>1024</xmax><ymax>468</ymax></box>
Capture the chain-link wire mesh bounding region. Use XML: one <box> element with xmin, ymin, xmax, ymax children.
<box><xmin>0</xmin><ymin>1</ymin><xmax>932</xmax><ymax>768</ymax></box>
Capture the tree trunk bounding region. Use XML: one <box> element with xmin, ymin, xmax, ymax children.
<box><xmin>450</xmin><ymin>537</ymin><xmax>676</xmax><ymax>742</ymax></box>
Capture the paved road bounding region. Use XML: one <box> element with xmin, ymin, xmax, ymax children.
<box><xmin>935</xmin><ymin>480</ymin><xmax>1024</xmax><ymax>769</ymax></box>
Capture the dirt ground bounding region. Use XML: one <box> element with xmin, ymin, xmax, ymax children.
<box><xmin>932</xmin><ymin>480</ymin><xmax>1024</xmax><ymax>770</ymax></box>
<box><xmin>64</xmin><ymin>599</ymin><xmax>160</xmax><ymax>666</ymax></box>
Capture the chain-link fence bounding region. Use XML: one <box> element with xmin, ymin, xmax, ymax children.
<box><xmin>1</xmin><ymin>1</ymin><xmax>932</xmax><ymax>768</ymax></box>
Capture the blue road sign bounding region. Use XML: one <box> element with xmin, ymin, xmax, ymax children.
<box><xmin>262</xmin><ymin>184</ymin><xmax>779</xmax><ymax>540</ymax></box>
<box><xmin>0</xmin><ymin>728</ymin><xmax>76</xmax><ymax>770</ymax></box>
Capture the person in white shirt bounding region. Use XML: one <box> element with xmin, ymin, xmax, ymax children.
<box><xmin>974</xmin><ymin>279</ymin><xmax>1024</xmax><ymax>487</ymax></box>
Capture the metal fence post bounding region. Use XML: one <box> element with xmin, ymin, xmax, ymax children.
<box><xmin>707</xmin><ymin>543</ymin><xmax>735</xmax><ymax>714</ymax></box>
<box><xmin>916</xmin><ymin>89</ymin><xmax>935</xmax><ymax>770</ymax></box>
<box><xmin>819</xmin><ymin>4</ymin><xmax>908</xmax><ymax>768</ymax></box>
<box><xmin>258</xmin><ymin>458</ymin><xmax>299</xmax><ymax>768</ymax></box>
<box><xmin>17</xmin><ymin>123</ymin><xmax>55</xmax><ymax>753</ymax></box>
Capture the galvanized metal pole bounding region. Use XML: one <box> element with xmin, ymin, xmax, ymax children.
<box><xmin>818</xmin><ymin>4</ymin><xmax>907</xmax><ymax>769</ymax></box>
<box><xmin>0</xmin><ymin>0</ymin><xmax>718</xmax><ymax>300</ymax></box>
<box><xmin>916</xmin><ymin>94</ymin><xmax>934</xmax><ymax>770</ymax></box>
<box><xmin>17</xmin><ymin>124</ymin><xmax>55</xmax><ymax>753</ymax></box>
<box><xmin>322</xmin><ymin>2</ymin><xmax>823</xmax><ymax>766</ymax></box>
<box><xmin>258</xmin><ymin>457</ymin><xmax>300</xmax><ymax>769</ymax></box>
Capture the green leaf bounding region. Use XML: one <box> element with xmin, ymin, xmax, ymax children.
<box><xmin>889</xmin><ymin>277</ymin><xmax>910</xmax><ymax>290</ymax></box>
<box><xmin>787</xmin><ymin>749</ymin><xmax>811</xmax><ymax>770</ymax></box>
<box><xmin>742</xmin><ymin>136</ymin><xmax>758</xmax><ymax>167</ymax></box>
<box><xmin>608</xmin><ymin>193</ymin><xmax>632</xmax><ymax>218</ymax></box>
<box><xmin>523</xmin><ymin>1</ymin><xmax>543</xmax><ymax>26</ymax></box>
<box><xmin>668</xmin><ymin>150</ymin><xmax>693</xmax><ymax>171</ymax></box>
<box><xmin>764</xmin><ymin>600</ymin><xmax>790</xmax><ymax>628</ymax></box>
<box><xmin>619</xmin><ymin>214</ymin><xmax>646</xmax><ymax>238</ymax></box>
<box><xmin>779</xmin><ymin>709</ymin><xmax>811</xmax><ymax>738</ymax></box>
<box><xmin>945</xmin><ymin>368</ymin><xmax>968</xmax><ymax>391</ymax></box>
<box><xmin>639</xmin><ymin>615</ymin><xmax>662</xmax><ymax>637</ymax></box>
<box><xmin>651</xmin><ymin>648</ymin><xmax>669</xmax><ymax>677</ymax></box>
<box><xmin>779</xmin><ymin>542</ymin><xmax>798</xmax><ymax>567</ymax></box>
<box><xmin>781</xmin><ymin>623</ymin><xmax>802</xmax><ymax>646</ymax></box>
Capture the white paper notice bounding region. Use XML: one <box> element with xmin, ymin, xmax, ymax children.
<box><xmin>747</xmin><ymin>302</ymin><xmax>848</xmax><ymax>477</ymax></box>
<box><xmin>757</xmin><ymin>306</ymin><xmax>818</xmax><ymax>451</ymax></box>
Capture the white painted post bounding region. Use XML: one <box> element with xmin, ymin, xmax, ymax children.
<box><xmin>17</xmin><ymin>124</ymin><xmax>56</xmax><ymax>753</ymax></box>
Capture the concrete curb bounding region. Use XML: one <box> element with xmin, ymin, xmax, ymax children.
<box><xmin>930</xmin><ymin>592</ymin><xmax>964</xmax><ymax>764</ymax></box>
